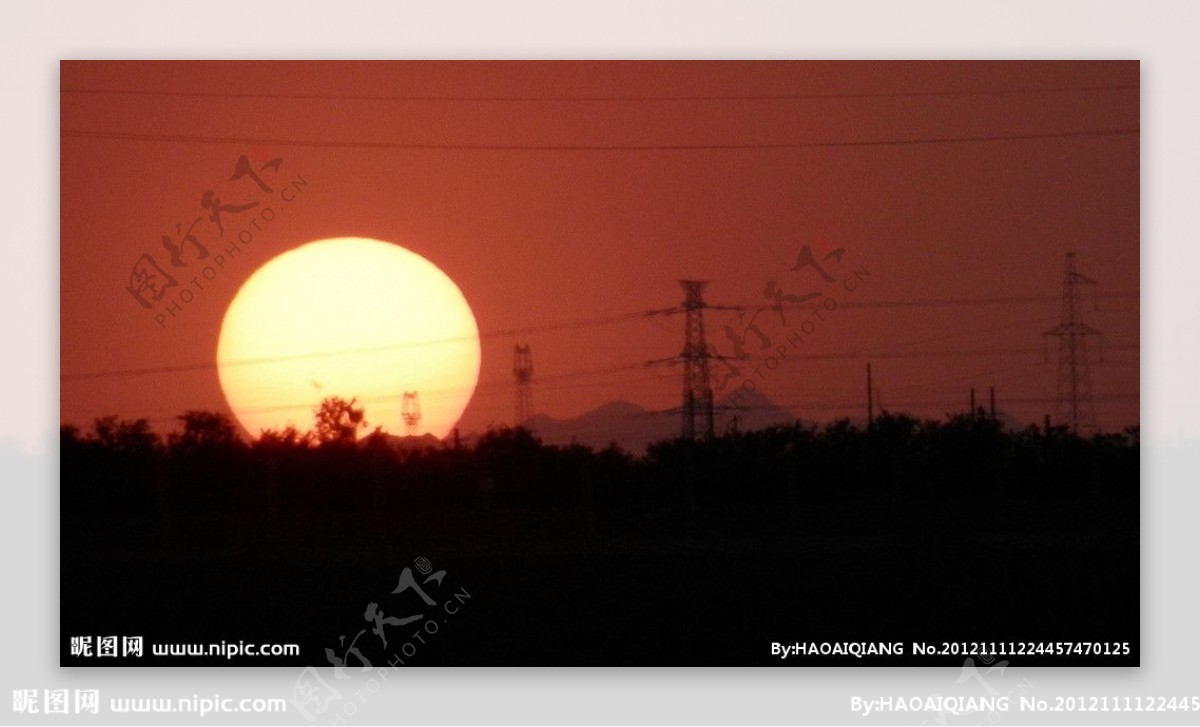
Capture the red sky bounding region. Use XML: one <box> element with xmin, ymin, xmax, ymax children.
<box><xmin>60</xmin><ymin>61</ymin><xmax>1139</xmax><ymax>440</ymax></box>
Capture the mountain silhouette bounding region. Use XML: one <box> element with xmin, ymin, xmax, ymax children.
<box><xmin>522</xmin><ymin>390</ymin><xmax>797</xmax><ymax>451</ymax></box>
<box><xmin>361</xmin><ymin>431</ymin><xmax>443</xmax><ymax>452</ymax></box>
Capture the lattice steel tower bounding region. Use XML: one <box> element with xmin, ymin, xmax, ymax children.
<box><xmin>401</xmin><ymin>391</ymin><xmax>421</xmax><ymax>436</ymax></box>
<box><xmin>679</xmin><ymin>280</ymin><xmax>715</xmax><ymax>440</ymax></box>
<box><xmin>1044</xmin><ymin>252</ymin><xmax>1100</xmax><ymax>433</ymax></box>
<box><xmin>513</xmin><ymin>344</ymin><xmax>534</xmax><ymax>427</ymax></box>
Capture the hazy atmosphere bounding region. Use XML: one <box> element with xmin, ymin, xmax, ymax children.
<box><xmin>60</xmin><ymin>61</ymin><xmax>1138</xmax><ymax>448</ymax></box>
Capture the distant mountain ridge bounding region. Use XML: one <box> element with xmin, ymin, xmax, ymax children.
<box><xmin>521</xmin><ymin>389</ymin><xmax>798</xmax><ymax>452</ymax></box>
<box><xmin>360</xmin><ymin>431</ymin><xmax>443</xmax><ymax>453</ymax></box>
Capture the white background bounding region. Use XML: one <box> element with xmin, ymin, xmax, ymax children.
<box><xmin>3</xmin><ymin>1</ymin><xmax>1195</xmax><ymax>724</ymax></box>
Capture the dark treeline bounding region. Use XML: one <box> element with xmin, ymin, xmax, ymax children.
<box><xmin>61</xmin><ymin>408</ymin><xmax>1138</xmax><ymax>532</ymax></box>
<box><xmin>60</xmin><ymin>408</ymin><xmax>1140</xmax><ymax>666</ymax></box>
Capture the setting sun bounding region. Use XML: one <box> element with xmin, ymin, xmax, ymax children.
<box><xmin>216</xmin><ymin>237</ymin><xmax>481</xmax><ymax>439</ymax></box>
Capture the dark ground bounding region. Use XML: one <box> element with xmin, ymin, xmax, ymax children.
<box><xmin>60</xmin><ymin>415</ymin><xmax>1140</xmax><ymax>666</ymax></box>
<box><xmin>61</xmin><ymin>497</ymin><xmax>1138</xmax><ymax>667</ymax></box>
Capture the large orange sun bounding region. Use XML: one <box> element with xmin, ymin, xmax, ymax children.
<box><xmin>216</xmin><ymin>237</ymin><xmax>481</xmax><ymax>440</ymax></box>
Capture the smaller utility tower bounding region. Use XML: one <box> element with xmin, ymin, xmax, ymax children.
<box><xmin>514</xmin><ymin>344</ymin><xmax>534</xmax><ymax>427</ymax></box>
<box><xmin>1044</xmin><ymin>251</ymin><xmax>1101</xmax><ymax>433</ymax></box>
<box><xmin>402</xmin><ymin>391</ymin><xmax>421</xmax><ymax>437</ymax></box>
<box><xmin>679</xmin><ymin>280</ymin><xmax>715</xmax><ymax>440</ymax></box>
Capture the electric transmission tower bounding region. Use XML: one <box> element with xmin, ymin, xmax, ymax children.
<box><xmin>401</xmin><ymin>391</ymin><xmax>421</xmax><ymax>437</ymax></box>
<box><xmin>513</xmin><ymin>344</ymin><xmax>533</xmax><ymax>427</ymax></box>
<box><xmin>1044</xmin><ymin>252</ymin><xmax>1101</xmax><ymax>433</ymax></box>
<box><xmin>679</xmin><ymin>280</ymin><xmax>715</xmax><ymax>440</ymax></box>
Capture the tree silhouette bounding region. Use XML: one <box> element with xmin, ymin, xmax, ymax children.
<box><xmin>313</xmin><ymin>396</ymin><xmax>367</xmax><ymax>445</ymax></box>
<box><xmin>168</xmin><ymin>410</ymin><xmax>241</xmax><ymax>455</ymax></box>
<box><xmin>91</xmin><ymin>415</ymin><xmax>159</xmax><ymax>455</ymax></box>
<box><xmin>255</xmin><ymin>424</ymin><xmax>315</xmax><ymax>450</ymax></box>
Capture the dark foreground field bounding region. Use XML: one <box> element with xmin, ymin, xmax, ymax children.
<box><xmin>61</xmin><ymin>498</ymin><xmax>1137</xmax><ymax>667</ymax></box>
<box><xmin>61</xmin><ymin>416</ymin><xmax>1139</xmax><ymax>666</ymax></box>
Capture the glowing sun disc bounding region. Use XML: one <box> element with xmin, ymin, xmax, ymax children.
<box><xmin>216</xmin><ymin>237</ymin><xmax>481</xmax><ymax>440</ymax></box>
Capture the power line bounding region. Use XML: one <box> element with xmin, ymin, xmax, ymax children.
<box><xmin>70</xmin><ymin>343</ymin><xmax>1135</xmax><ymax>422</ymax></box>
<box><xmin>59</xmin><ymin>367</ymin><xmax>680</xmax><ymax>426</ymax></box>
<box><xmin>59</xmin><ymin>83</ymin><xmax>1139</xmax><ymax>103</ymax></box>
<box><xmin>849</xmin><ymin>314</ymin><xmax>1059</xmax><ymax>358</ymax></box>
<box><xmin>60</xmin><ymin>309</ymin><xmax>674</xmax><ymax>382</ymax></box>
<box><xmin>833</xmin><ymin>291</ymin><xmax>1137</xmax><ymax>311</ymax></box>
<box><xmin>64</xmin><ymin>355</ymin><xmax>1072</xmax><ymax>423</ymax></box>
<box><xmin>66</xmin><ymin>338</ymin><xmax>1135</xmax><ymax>386</ymax></box>
<box><xmin>59</xmin><ymin>127</ymin><xmax>1139</xmax><ymax>151</ymax></box>
<box><xmin>60</xmin><ymin>291</ymin><xmax>1138</xmax><ymax>382</ymax></box>
<box><xmin>706</xmin><ymin>292</ymin><xmax>1135</xmax><ymax>317</ymax></box>
<box><xmin>732</xmin><ymin>342</ymin><xmax>1135</xmax><ymax>364</ymax></box>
